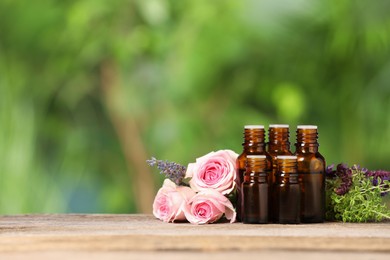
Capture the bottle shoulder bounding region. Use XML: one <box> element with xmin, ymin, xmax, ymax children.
<box><xmin>268</xmin><ymin>150</ymin><xmax>293</xmax><ymax>156</ymax></box>
<box><xmin>295</xmin><ymin>151</ymin><xmax>325</xmax><ymax>160</ymax></box>
<box><xmin>239</xmin><ymin>150</ymin><xmax>270</xmax><ymax>157</ymax></box>
<box><xmin>296</xmin><ymin>153</ymin><xmax>326</xmax><ymax>173</ymax></box>
<box><xmin>237</xmin><ymin>152</ymin><xmax>246</xmax><ymax>161</ymax></box>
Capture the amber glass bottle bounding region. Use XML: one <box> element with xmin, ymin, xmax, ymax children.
<box><xmin>236</xmin><ymin>125</ymin><xmax>272</xmax><ymax>222</ymax></box>
<box><xmin>275</xmin><ymin>155</ymin><xmax>301</xmax><ymax>224</ymax></box>
<box><xmin>267</xmin><ymin>124</ymin><xmax>292</xmax><ymax>221</ymax></box>
<box><xmin>242</xmin><ymin>155</ymin><xmax>269</xmax><ymax>224</ymax></box>
<box><xmin>295</xmin><ymin>125</ymin><xmax>325</xmax><ymax>223</ymax></box>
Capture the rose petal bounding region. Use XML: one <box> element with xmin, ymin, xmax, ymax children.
<box><xmin>153</xmin><ymin>179</ymin><xmax>196</xmax><ymax>223</ymax></box>
<box><xmin>184</xmin><ymin>189</ymin><xmax>236</xmax><ymax>224</ymax></box>
<box><xmin>185</xmin><ymin>163</ymin><xmax>196</xmax><ymax>179</ymax></box>
<box><xmin>188</xmin><ymin>150</ymin><xmax>238</xmax><ymax>195</ymax></box>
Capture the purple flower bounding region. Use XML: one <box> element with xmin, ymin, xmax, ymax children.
<box><xmin>326</xmin><ymin>163</ymin><xmax>354</xmax><ymax>195</ymax></box>
<box><xmin>337</xmin><ymin>163</ymin><xmax>348</xmax><ymax>172</ymax></box>
<box><xmin>147</xmin><ymin>157</ymin><xmax>187</xmax><ymax>185</ymax></box>
<box><xmin>326</xmin><ymin>164</ymin><xmax>336</xmax><ymax>177</ymax></box>
<box><xmin>366</xmin><ymin>169</ymin><xmax>390</xmax><ymax>181</ymax></box>
<box><xmin>334</xmin><ymin>163</ymin><xmax>353</xmax><ymax>195</ymax></box>
<box><xmin>328</xmin><ymin>162</ymin><xmax>390</xmax><ymax>198</ymax></box>
<box><xmin>366</xmin><ymin>169</ymin><xmax>390</xmax><ymax>196</ymax></box>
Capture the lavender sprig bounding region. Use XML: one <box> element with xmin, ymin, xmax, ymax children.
<box><xmin>147</xmin><ymin>157</ymin><xmax>187</xmax><ymax>185</ymax></box>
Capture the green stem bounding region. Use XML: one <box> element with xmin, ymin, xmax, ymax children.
<box><xmin>371</xmin><ymin>209</ymin><xmax>390</xmax><ymax>220</ymax></box>
<box><xmin>359</xmin><ymin>185</ymin><xmax>390</xmax><ymax>193</ymax></box>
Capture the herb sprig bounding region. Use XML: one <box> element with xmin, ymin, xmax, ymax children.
<box><xmin>146</xmin><ymin>157</ymin><xmax>188</xmax><ymax>186</ymax></box>
<box><xmin>326</xmin><ymin>164</ymin><xmax>390</xmax><ymax>222</ymax></box>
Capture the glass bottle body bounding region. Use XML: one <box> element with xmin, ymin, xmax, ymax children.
<box><xmin>236</xmin><ymin>126</ymin><xmax>271</xmax><ymax>222</ymax></box>
<box><xmin>295</xmin><ymin>126</ymin><xmax>325</xmax><ymax>223</ymax></box>
<box><xmin>267</xmin><ymin>125</ymin><xmax>292</xmax><ymax>222</ymax></box>
<box><xmin>274</xmin><ymin>156</ymin><xmax>301</xmax><ymax>224</ymax></box>
<box><xmin>242</xmin><ymin>155</ymin><xmax>269</xmax><ymax>224</ymax></box>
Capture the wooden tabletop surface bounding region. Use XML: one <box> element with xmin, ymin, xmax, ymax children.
<box><xmin>0</xmin><ymin>214</ymin><xmax>389</xmax><ymax>259</ymax></box>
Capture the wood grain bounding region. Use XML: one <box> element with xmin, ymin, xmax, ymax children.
<box><xmin>0</xmin><ymin>214</ymin><xmax>389</xmax><ymax>259</ymax></box>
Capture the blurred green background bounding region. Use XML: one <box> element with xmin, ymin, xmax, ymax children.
<box><xmin>0</xmin><ymin>0</ymin><xmax>389</xmax><ymax>214</ymax></box>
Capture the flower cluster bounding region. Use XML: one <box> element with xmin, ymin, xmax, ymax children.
<box><xmin>148</xmin><ymin>150</ymin><xmax>238</xmax><ymax>224</ymax></box>
<box><xmin>326</xmin><ymin>163</ymin><xmax>354</xmax><ymax>195</ymax></box>
<box><xmin>366</xmin><ymin>169</ymin><xmax>390</xmax><ymax>196</ymax></box>
<box><xmin>325</xmin><ymin>163</ymin><xmax>390</xmax><ymax>222</ymax></box>
<box><xmin>146</xmin><ymin>157</ymin><xmax>187</xmax><ymax>185</ymax></box>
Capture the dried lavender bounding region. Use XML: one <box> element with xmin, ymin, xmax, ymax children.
<box><xmin>147</xmin><ymin>157</ymin><xmax>187</xmax><ymax>185</ymax></box>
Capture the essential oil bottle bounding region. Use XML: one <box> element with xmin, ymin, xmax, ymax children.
<box><xmin>274</xmin><ymin>155</ymin><xmax>301</xmax><ymax>224</ymax></box>
<box><xmin>236</xmin><ymin>125</ymin><xmax>272</xmax><ymax>222</ymax></box>
<box><xmin>267</xmin><ymin>124</ymin><xmax>293</xmax><ymax>185</ymax></box>
<box><xmin>242</xmin><ymin>155</ymin><xmax>269</xmax><ymax>224</ymax></box>
<box><xmin>267</xmin><ymin>124</ymin><xmax>293</xmax><ymax>221</ymax></box>
<box><xmin>295</xmin><ymin>125</ymin><xmax>325</xmax><ymax>223</ymax></box>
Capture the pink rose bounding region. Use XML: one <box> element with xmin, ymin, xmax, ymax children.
<box><xmin>184</xmin><ymin>189</ymin><xmax>236</xmax><ymax>224</ymax></box>
<box><xmin>153</xmin><ymin>179</ymin><xmax>196</xmax><ymax>223</ymax></box>
<box><xmin>186</xmin><ymin>149</ymin><xmax>238</xmax><ymax>195</ymax></box>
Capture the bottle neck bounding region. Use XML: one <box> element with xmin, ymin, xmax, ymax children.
<box><xmin>295</xmin><ymin>145</ymin><xmax>318</xmax><ymax>153</ymax></box>
<box><xmin>244</xmin><ymin>174</ymin><xmax>268</xmax><ymax>183</ymax></box>
<box><xmin>268</xmin><ymin>127</ymin><xmax>291</xmax><ymax>153</ymax></box>
<box><xmin>242</xmin><ymin>128</ymin><xmax>266</xmax><ymax>153</ymax></box>
<box><xmin>243</xmin><ymin>143</ymin><xmax>266</xmax><ymax>153</ymax></box>
<box><xmin>276</xmin><ymin>158</ymin><xmax>298</xmax><ymax>183</ymax></box>
<box><xmin>276</xmin><ymin>159</ymin><xmax>297</xmax><ymax>174</ymax></box>
<box><xmin>268</xmin><ymin>143</ymin><xmax>291</xmax><ymax>153</ymax></box>
<box><xmin>245</xmin><ymin>157</ymin><xmax>267</xmax><ymax>174</ymax></box>
<box><xmin>276</xmin><ymin>173</ymin><xmax>299</xmax><ymax>183</ymax></box>
<box><xmin>295</xmin><ymin>128</ymin><xmax>319</xmax><ymax>153</ymax></box>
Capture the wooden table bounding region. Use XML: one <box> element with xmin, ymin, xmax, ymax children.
<box><xmin>0</xmin><ymin>214</ymin><xmax>389</xmax><ymax>259</ymax></box>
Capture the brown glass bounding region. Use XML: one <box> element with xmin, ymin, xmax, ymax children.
<box><xmin>274</xmin><ymin>156</ymin><xmax>301</xmax><ymax>224</ymax></box>
<box><xmin>236</xmin><ymin>126</ymin><xmax>272</xmax><ymax>222</ymax></box>
<box><xmin>267</xmin><ymin>125</ymin><xmax>292</xmax><ymax>221</ymax></box>
<box><xmin>295</xmin><ymin>127</ymin><xmax>325</xmax><ymax>223</ymax></box>
<box><xmin>242</xmin><ymin>155</ymin><xmax>269</xmax><ymax>224</ymax></box>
